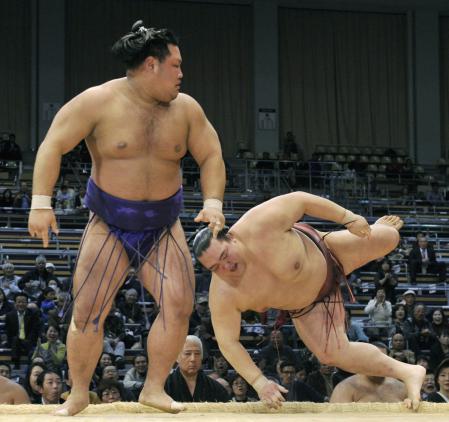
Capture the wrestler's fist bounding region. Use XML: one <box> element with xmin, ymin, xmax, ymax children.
<box><xmin>194</xmin><ymin>208</ymin><xmax>225</xmax><ymax>238</ymax></box>
<box><xmin>254</xmin><ymin>378</ymin><xmax>288</xmax><ymax>409</ymax></box>
<box><xmin>344</xmin><ymin>214</ymin><xmax>371</xmax><ymax>238</ymax></box>
<box><xmin>28</xmin><ymin>209</ymin><xmax>59</xmax><ymax>248</ymax></box>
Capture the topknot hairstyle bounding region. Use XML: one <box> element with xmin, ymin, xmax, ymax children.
<box><xmin>111</xmin><ymin>19</ymin><xmax>179</xmax><ymax>69</ymax></box>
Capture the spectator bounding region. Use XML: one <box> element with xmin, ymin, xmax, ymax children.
<box><xmin>363</xmin><ymin>289</ymin><xmax>392</xmax><ymax>341</ymax></box>
<box><xmin>103</xmin><ymin>303</ymin><xmax>126</xmax><ymax>367</ymax></box>
<box><xmin>22</xmin><ymin>363</ymin><xmax>46</xmax><ymax>403</ymax></box>
<box><xmin>417</xmin><ymin>355</ymin><xmax>431</xmax><ymax>370</ymax></box>
<box><xmin>97</xmin><ymin>379</ymin><xmax>123</xmax><ymax>404</ymax></box>
<box><xmin>189</xmin><ymin>294</ymin><xmax>210</xmax><ymax>335</ymax></box>
<box><xmin>47</xmin><ymin>292</ymin><xmax>72</xmax><ymax>333</ymax></box>
<box><xmin>32</xmin><ymin>324</ymin><xmax>67</xmax><ymax>370</ymax></box>
<box><xmin>5</xmin><ymin>292</ymin><xmax>41</xmax><ymax>368</ymax></box>
<box><xmin>330</xmin><ymin>342</ymin><xmax>406</xmax><ymax>403</ymax></box>
<box><xmin>0</xmin><ymin>363</ymin><xmax>10</xmax><ymax>379</ymax></box>
<box><xmin>229</xmin><ymin>374</ymin><xmax>257</xmax><ymax>402</ymax></box>
<box><xmin>164</xmin><ymin>335</ymin><xmax>229</xmax><ymax>402</ymax></box>
<box><xmin>408</xmin><ymin>235</ymin><xmax>446</xmax><ymax>284</ymax></box>
<box><xmin>118</xmin><ymin>288</ymin><xmax>144</xmax><ymax>325</ymax></box>
<box><xmin>75</xmin><ymin>186</ymin><xmax>87</xmax><ymax>210</ymax></box>
<box><xmin>404</xmin><ymin>304</ymin><xmax>436</xmax><ymax>354</ymax></box>
<box><xmin>426</xmin><ymin>358</ymin><xmax>449</xmax><ymax>402</ymax></box>
<box><xmin>241</xmin><ymin>310</ymin><xmax>265</xmax><ymax>337</ymax></box>
<box><xmin>45</xmin><ymin>263</ymin><xmax>61</xmax><ymax>284</ymax></box>
<box><xmin>421</xmin><ymin>370</ymin><xmax>436</xmax><ymax>400</ymax></box>
<box><xmin>12</xmin><ymin>182</ymin><xmax>30</xmax><ymax>209</ymax></box>
<box><xmin>258</xmin><ymin>330</ymin><xmax>298</xmax><ymax>376</ymax></box>
<box><xmin>425</xmin><ymin>184</ymin><xmax>444</xmax><ymax>206</ymax></box>
<box><xmin>400</xmin><ymin>290</ymin><xmax>416</xmax><ymax>320</ymax></box>
<box><xmin>430</xmin><ymin>308</ymin><xmax>449</xmax><ymax>338</ymax></box>
<box><xmin>0</xmin><ymin>287</ymin><xmax>14</xmax><ymax>321</ymax></box>
<box><xmin>209</xmin><ymin>352</ymin><xmax>231</xmax><ymax>382</ymax></box>
<box><xmin>389</xmin><ymin>333</ymin><xmax>415</xmax><ymax>364</ymax></box>
<box><xmin>0</xmin><ymin>375</ymin><xmax>30</xmax><ymax>404</ymax></box>
<box><xmin>36</xmin><ymin>369</ymin><xmax>63</xmax><ymax>404</ymax></box>
<box><xmin>123</xmin><ymin>354</ymin><xmax>148</xmax><ymax>397</ymax></box>
<box><xmin>61</xmin><ymin>369</ymin><xmax>101</xmax><ymax>404</ymax></box>
<box><xmin>0</xmin><ymin>189</ymin><xmax>14</xmax><ymax>207</ymax></box>
<box><xmin>100</xmin><ymin>365</ymin><xmax>135</xmax><ymax>401</ymax></box>
<box><xmin>429</xmin><ymin>330</ymin><xmax>449</xmax><ymax>371</ymax></box>
<box><xmin>279</xmin><ymin>361</ymin><xmax>323</xmax><ymax>402</ymax></box>
<box><xmin>39</xmin><ymin>287</ymin><xmax>57</xmax><ymax>321</ymax></box>
<box><xmin>306</xmin><ymin>360</ymin><xmax>335</xmax><ymax>401</ymax></box>
<box><xmin>390</xmin><ymin>304</ymin><xmax>409</xmax><ymax>337</ymax></box>
<box><xmin>0</xmin><ymin>263</ymin><xmax>21</xmax><ymax>299</ymax></box>
<box><xmin>19</xmin><ymin>255</ymin><xmax>52</xmax><ymax>300</ymax></box>
<box><xmin>0</xmin><ymin>134</ymin><xmax>22</xmax><ymax>160</ymax></box>
<box><xmin>374</xmin><ymin>260</ymin><xmax>398</xmax><ymax>304</ymax></box>
<box><xmin>345</xmin><ymin>309</ymin><xmax>369</xmax><ymax>342</ymax></box>
<box><xmin>55</xmin><ymin>180</ymin><xmax>76</xmax><ymax>210</ymax></box>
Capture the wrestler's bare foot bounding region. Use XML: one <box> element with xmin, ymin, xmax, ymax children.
<box><xmin>139</xmin><ymin>388</ymin><xmax>185</xmax><ymax>414</ymax></box>
<box><xmin>374</xmin><ymin>215</ymin><xmax>404</xmax><ymax>231</ymax></box>
<box><xmin>402</xmin><ymin>364</ymin><xmax>425</xmax><ymax>411</ymax></box>
<box><xmin>53</xmin><ymin>392</ymin><xmax>89</xmax><ymax>416</ymax></box>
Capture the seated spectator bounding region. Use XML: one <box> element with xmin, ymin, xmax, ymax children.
<box><xmin>363</xmin><ymin>289</ymin><xmax>392</xmax><ymax>340</ymax></box>
<box><xmin>426</xmin><ymin>358</ymin><xmax>449</xmax><ymax>402</ymax></box>
<box><xmin>389</xmin><ymin>333</ymin><xmax>415</xmax><ymax>364</ymax></box>
<box><xmin>19</xmin><ymin>255</ymin><xmax>52</xmax><ymax>300</ymax></box>
<box><xmin>417</xmin><ymin>355</ymin><xmax>431</xmax><ymax>370</ymax></box>
<box><xmin>0</xmin><ymin>375</ymin><xmax>30</xmax><ymax>404</ymax></box>
<box><xmin>429</xmin><ymin>330</ymin><xmax>449</xmax><ymax>371</ymax></box>
<box><xmin>330</xmin><ymin>341</ymin><xmax>406</xmax><ymax>403</ymax></box>
<box><xmin>421</xmin><ymin>370</ymin><xmax>436</xmax><ymax>400</ymax></box>
<box><xmin>6</xmin><ymin>292</ymin><xmax>41</xmax><ymax>368</ymax></box>
<box><xmin>55</xmin><ymin>180</ymin><xmax>76</xmax><ymax>210</ymax></box>
<box><xmin>75</xmin><ymin>186</ymin><xmax>87</xmax><ymax>210</ymax></box>
<box><xmin>0</xmin><ymin>287</ymin><xmax>14</xmax><ymax>321</ymax></box>
<box><xmin>0</xmin><ymin>189</ymin><xmax>14</xmax><ymax>208</ymax></box>
<box><xmin>94</xmin><ymin>352</ymin><xmax>114</xmax><ymax>384</ymax></box>
<box><xmin>12</xmin><ymin>182</ymin><xmax>30</xmax><ymax>209</ymax></box>
<box><xmin>22</xmin><ymin>363</ymin><xmax>46</xmax><ymax>403</ymax></box>
<box><xmin>47</xmin><ymin>292</ymin><xmax>72</xmax><ymax>334</ymax></box>
<box><xmin>36</xmin><ymin>369</ymin><xmax>63</xmax><ymax>404</ymax></box>
<box><xmin>39</xmin><ymin>287</ymin><xmax>57</xmax><ymax>320</ymax></box>
<box><xmin>404</xmin><ymin>304</ymin><xmax>436</xmax><ymax>354</ymax></box>
<box><xmin>259</xmin><ymin>330</ymin><xmax>298</xmax><ymax>377</ymax></box>
<box><xmin>390</xmin><ymin>304</ymin><xmax>409</xmax><ymax>337</ymax></box>
<box><xmin>279</xmin><ymin>361</ymin><xmax>323</xmax><ymax>402</ymax></box>
<box><xmin>103</xmin><ymin>303</ymin><xmax>126</xmax><ymax>366</ymax></box>
<box><xmin>209</xmin><ymin>352</ymin><xmax>231</xmax><ymax>382</ymax></box>
<box><xmin>306</xmin><ymin>359</ymin><xmax>335</xmax><ymax>401</ymax></box>
<box><xmin>45</xmin><ymin>263</ymin><xmax>61</xmax><ymax>284</ymax></box>
<box><xmin>100</xmin><ymin>365</ymin><xmax>135</xmax><ymax>401</ymax></box>
<box><xmin>345</xmin><ymin>310</ymin><xmax>369</xmax><ymax>342</ymax></box>
<box><xmin>374</xmin><ymin>260</ymin><xmax>398</xmax><ymax>303</ymax></box>
<box><xmin>61</xmin><ymin>369</ymin><xmax>101</xmax><ymax>404</ymax></box>
<box><xmin>32</xmin><ymin>324</ymin><xmax>67</xmax><ymax>371</ymax></box>
<box><xmin>0</xmin><ymin>363</ymin><xmax>11</xmax><ymax>379</ymax></box>
<box><xmin>229</xmin><ymin>373</ymin><xmax>257</xmax><ymax>402</ymax></box>
<box><xmin>97</xmin><ymin>379</ymin><xmax>123</xmax><ymax>404</ymax></box>
<box><xmin>164</xmin><ymin>335</ymin><xmax>229</xmax><ymax>402</ymax></box>
<box><xmin>123</xmin><ymin>354</ymin><xmax>147</xmax><ymax>397</ymax></box>
<box><xmin>408</xmin><ymin>234</ymin><xmax>446</xmax><ymax>284</ymax></box>
<box><xmin>425</xmin><ymin>183</ymin><xmax>444</xmax><ymax>205</ymax></box>
<box><xmin>189</xmin><ymin>294</ymin><xmax>211</xmax><ymax>335</ymax></box>
<box><xmin>0</xmin><ymin>134</ymin><xmax>22</xmax><ymax>160</ymax></box>
<box><xmin>118</xmin><ymin>288</ymin><xmax>144</xmax><ymax>325</ymax></box>
<box><xmin>0</xmin><ymin>263</ymin><xmax>21</xmax><ymax>299</ymax></box>
<box><xmin>400</xmin><ymin>290</ymin><xmax>416</xmax><ymax>319</ymax></box>
<box><xmin>241</xmin><ymin>310</ymin><xmax>265</xmax><ymax>337</ymax></box>
<box><xmin>430</xmin><ymin>308</ymin><xmax>449</xmax><ymax>338</ymax></box>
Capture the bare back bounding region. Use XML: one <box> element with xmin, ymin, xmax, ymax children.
<box><xmin>85</xmin><ymin>79</ymin><xmax>188</xmax><ymax>200</ymax></box>
<box><xmin>0</xmin><ymin>377</ymin><xmax>30</xmax><ymax>404</ymax></box>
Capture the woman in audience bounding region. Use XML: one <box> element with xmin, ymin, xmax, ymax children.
<box><xmin>22</xmin><ymin>362</ymin><xmax>46</xmax><ymax>404</ymax></box>
<box><xmin>430</xmin><ymin>308</ymin><xmax>449</xmax><ymax>338</ymax></box>
<box><xmin>426</xmin><ymin>358</ymin><xmax>449</xmax><ymax>402</ymax></box>
<box><xmin>374</xmin><ymin>259</ymin><xmax>398</xmax><ymax>304</ymax></box>
<box><xmin>390</xmin><ymin>303</ymin><xmax>409</xmax><ymax>336</ymax></box>
<box><xmin>230</xmin><ymin>374</ymin><xmax>256</xmax><ymax>402</ymax></box>
<box><xmin>97</xmin><ymin>379</ymin><xmax>123</xmax><ymax>404</ymax></box>
<box><xmin>31</xmin><ymin>325</ymin><xmax>67</xmax><ymax>370</ymax></box>
<box><xmin>429</xmin><ymin>330</ymin><xmax>449</xmax><ymax>371</ymax></box>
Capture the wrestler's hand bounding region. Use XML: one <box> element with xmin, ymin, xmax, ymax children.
<box><xmin>343</xmin><ymin>211</ymin><xmax>371</xmax><ymax>238</ymax></box>
<box><xmin>194</xmin><ymin>208</ymin><xmax>225</xmax><ymax>238</ymax></box>
<box><xmin>28</xmin><ymin>209</ymin><xmax>59</xmax><ymax>248</ymax></box>
<box><xmin>253</xmin><ymin>376</ymin><xmax>288</xmax><ymax>409</ymax></box>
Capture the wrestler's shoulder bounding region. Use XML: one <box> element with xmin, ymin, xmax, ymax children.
<box><xmin>67</xmin><ymin>81</ymin><xmax>117</xmax><ymax>112</ymax></box>
<box><xmin>175</xmin><ymin>93</ymin><xmax>205</xmax><ymax>114</ymax></box>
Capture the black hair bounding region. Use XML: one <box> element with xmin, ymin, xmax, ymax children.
<box><xmin>36</xmin><ymin>369</ymin><xmax>61</xmax><ymax>388</ymax></box>
<box><xmin>111</xmin><ymin>19</ymin><xmax>179</xmax><ymax>69</ymax></box>
<box><xmin>371</xmin><ymin>341</ymin><xmax>389</xmax><ymax>354</ymax></box>
<box><xmin>14</xmin><ymin>291</ymin><xmax>28</xmax><ymax>301</ymax></box>
<box><xmin>96</xmin><ymin>378</ymin><xmax>123</xmax><ymax>399</ymax></box>
<box><xmin>279</xmin><ymin>361</ymin><xmax>296</xmax><ymax>372</ymax></box>
<box><xmin>434</xmin><ymin>358</ymin><xmax>449</xmax><ymax>389</ymax></box>
<box><xmin>133</xmin><ymin>354</ymin><xmax>148</xmax><ymax>365</ymax></box>
<box><xmin>192</xmin><ymin>226</ymin><xmax>229</xmax><ymax>262</ymax></box>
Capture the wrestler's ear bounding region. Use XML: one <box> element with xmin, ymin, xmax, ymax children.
<box><xmin>143</xmin><ymin>55</ymin><xmax>157</xmax><ymax>72</ymax></box>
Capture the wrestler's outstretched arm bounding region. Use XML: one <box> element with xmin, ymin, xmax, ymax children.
<box><xmin>185</xmin><ymin>96</ymin><xmax>226</xmax><ymax>237</ymax></box>
<box><xmin>28</xmin><ymin>88</ymin><xmax>104</xmax><ymax>247</ymax></box>
<box><xmin>242</xmin><ymin>191</ymin><xmax>370</xmax><ymax>238</ymax></box>
<box><xmin>209</xmin><ymin>276</ymin><xmax>287</xmax><ymax>408</ymax></box>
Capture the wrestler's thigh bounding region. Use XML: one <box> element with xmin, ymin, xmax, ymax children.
<box><xmin>139</xmin><ymin>220</ymin><xmax>195</xmax><ymax>312</ymax></box>
<box><xmin>73</xmin><ymin>216</ymin><xmax>129</xmax><ymax>312</ymax></box>
<box><xmin>291</xmin><ymin>296</ymin><xmax>348</xmax><ymax>361</ymax></box>
<box><xmin>324</xmin><ymin>224</ymin><xmax>399</xmax><ymax>275</ymax></box>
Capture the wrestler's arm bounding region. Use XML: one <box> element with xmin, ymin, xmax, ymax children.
<box><xmin>245</xmin><ymin>192</ymin><xmax>370</xmax><ymax>237</ymax></box>
<box><xmin>209</xmin><ymin>278</ymin><xmax>287</xmax><ymax>408</ymax></box>
<box><xmin>12</xmin><ymin>383</ymin><xmax>31</xmax><ymax>404</ymax></box>
<box><xmin>28</xmin><ymin>88</ymin><xmax>104</xmax><ymax>246</ymax></box>
<box><xmin>184</xmin><ymin>95</ymin><xmax>226</xmax><ymax>235</ymax></box>
<box><xmin>329</xmin><ymin>378</ymin><xmax>356</xmax><ymax>403</ymax></box>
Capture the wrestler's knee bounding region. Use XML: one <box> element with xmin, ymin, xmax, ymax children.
<box><xmin>315</xmin><ymin>343</ymin><xmax>349</xmax><ymax>367</ymax></box>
